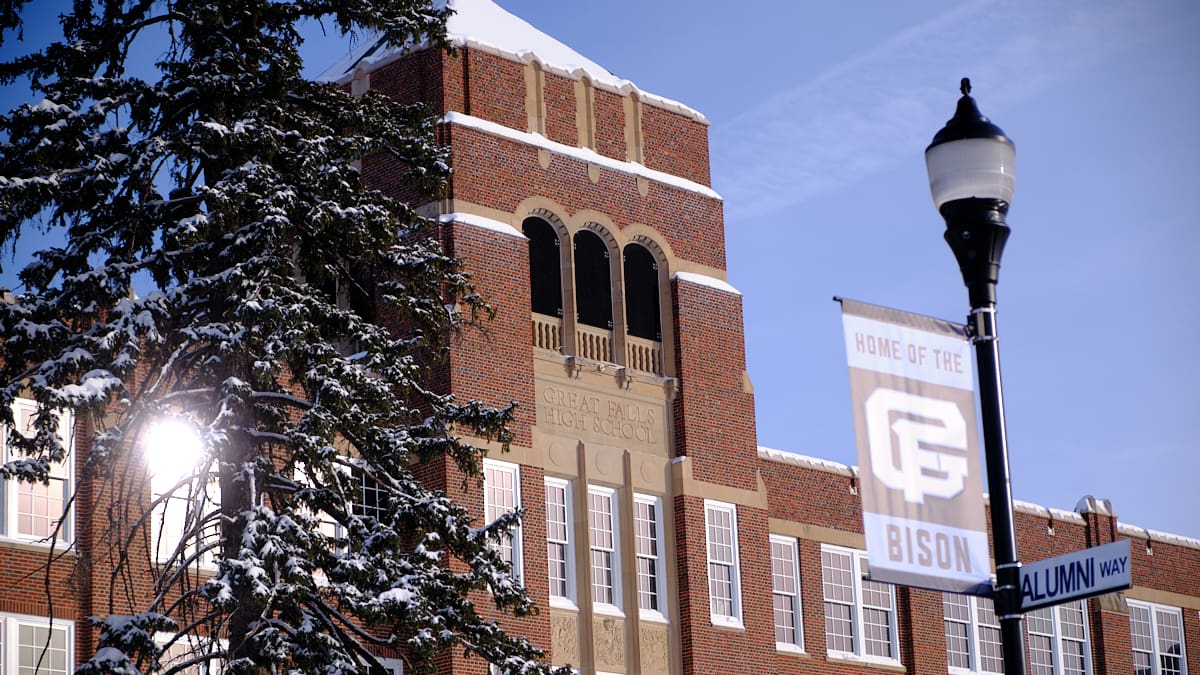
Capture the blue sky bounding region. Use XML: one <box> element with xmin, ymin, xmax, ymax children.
<box><xmin>3</xmin><ymin>1</ymin><xmax>1198</xmax><ymax>540</ymax></box>
<box><xmin>456</xmin><ymin>0</ymin><xmax>1200</xmax><ymax>539</ymax></box>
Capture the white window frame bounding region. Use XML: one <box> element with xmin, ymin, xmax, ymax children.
<box><xmin>0</xmin><ymin>613</ymin><xmax>74</xmax><ymax>675</ymax></box>
<box><xmin>770</xmin><ymin>534</ymin><xmax>804</xmax><ymax>653</ymax></box>
<box><xmin>1025</xmin><ymin>599</ymin><xmax>1091</xmax><ymax>675</ymax></box>
<box><xmin>704</xmin><ymin>499</ymin><xmax>742</xmax><ymax>628</ymax></box>
<box><xmin>483</xmin><ymin>458</ymin><xmax>523</xmax><ymax>582</ymax></box>
<box><xmin>1</xmin><ymin>398</ymin><xmax>74</xmax><ymax>545</ymax></box>
<box><xmin>1129</xmin><ymin>599</ymin><xmax>1188</xmax><ymax>675</ymax></box>
<box><xmin>544</xmin><ymin>477</ymin><xmax>576</xmax><ymax>609</ymax></box>
<box><xmin>820</xmin><ymin>544</ymin><xmax>900</xmax><ymax>666</ymax></box>
<box><xmin>588</xmin><ymin>484</ymin><xmax>622</xmax><ymax>615</ymax></box>
<box><xmin>633</xmin><ymin>493</ymin><xmax>667</xmax><ymax>623</ymax></box>
<box><xmin>944</xmin><ymin>592</ymin><xmax>1003</xmax><ymax>674</ymax></box>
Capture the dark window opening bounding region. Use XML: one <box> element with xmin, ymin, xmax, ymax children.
<box><xmin>347</xmin><ymin>267</ymin><xmax>376</xmax><ymax>324</ymax></box>
<box><xmin>623</xmin><ymin>244</ymin><xmax>661</xmax><ymax>341</ymax></box>
<box><xmin>573</xmin><ymin>230</ymin><xmax>613</xmax><ymax>329</ymax></box>
<box><xmin>523</xmin><ymin>217</ymin><xmax>563</xmax><ymax>317</ymax></box>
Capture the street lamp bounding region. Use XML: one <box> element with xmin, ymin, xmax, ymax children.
<box><xmin>926</xmin><ymin>78</ymin><xmax>1027</xmax><ymax>675</ymax></box>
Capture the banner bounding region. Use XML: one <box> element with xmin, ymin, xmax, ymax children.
<box><xmin>839</xmin><ymin>298</ymin><xmax>991</xmax><ymax>594</ymax></box>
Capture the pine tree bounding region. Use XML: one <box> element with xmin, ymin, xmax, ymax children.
<box><xmin>0</xmin><ymin>1</ymin><xmax>554</xmax><ymax>673</ymax></box>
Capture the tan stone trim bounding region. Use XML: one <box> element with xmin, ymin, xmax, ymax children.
<box><xmin>1124</xmin><ymin>585</ymin><xmax>1200</xmax><ymax>610</ymax></box>
<box><xmin>443</xmin><ymin>201</ymin><xmax>719</xmax><ymax>281</ymax></box>
<box><xmin>769</xmin><ymin>518</ymin><xmax>866</xmax><ymax>549</ymax></box>
<box><xmin>623</xmin><ymin>92</ymin><xmax>644</xmax><ymax>163</ymax></box>
<box><xmin>350</xmin><ymin>69</ymin><xmax>370</xmax><ymax>98</ymax></box>
<box><xmin>523</xmin><ymin>60</ymin><xmax>546</xmax><ymax>135</ymax></box>
<box><xmin>574</xmin><ymin>77</ymin><xmax>596</xmax><ymax>150</ymax></box>
<box><xmin>670</xmin><ymin>457</ymin><xmax>766</xmax><ymax>509</ymax></box>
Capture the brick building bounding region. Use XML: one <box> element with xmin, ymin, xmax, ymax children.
<box><xmin>1</xmin><ymin>0</ymin><xmax>1196</xmax><ymax>674</ymax></box>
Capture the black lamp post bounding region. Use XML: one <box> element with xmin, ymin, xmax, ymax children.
<box><xmin>926</xmin><ymin>78</ymin><xmax>1027</xmax><ymax>675</ymax></box>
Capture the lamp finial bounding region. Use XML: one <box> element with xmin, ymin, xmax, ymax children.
<box><xmin>961</xmin><ymin>77</ymin><xmax>971</xmax><ymax>96</ymax></box>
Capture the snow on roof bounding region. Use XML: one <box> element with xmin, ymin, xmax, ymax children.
<box><xmin>757</xmin><ymin>446</ymin><xmax>1200</xmax><ymax>547</ymax></box>
<box><xmin>1011</xmin><ymin>499</ymin><xmax>1084</xmax><ymax>524</ymax></box>
<box><xmin>757</xmin><ymin>446</ymin><xmax>855</xmax><ymax>477</ymax></box>
<box><xmin>1116</xmin><ymin>522</ymin><xmax>1200</xmax><ymax>550</ymax></box>
<box><xmin>671</xmin><ymin>271</ymin><xmax>740</xmax><ymax>295</ymax></box>
<box><xmin>438</xmin><ymin>212</ymin><xmax>524</xmax><ymax>238</ymax></box>
<box><xmin>316</xmin><ymin>0</ymin><xmax>706</xmax><ymax>122</ymax></box>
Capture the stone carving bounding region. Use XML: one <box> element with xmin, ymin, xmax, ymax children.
<box><xmin>551</xmin><ymin>614</ymin><xmax>578</xmax><ymax>665</ymax></box>
<box><xmin>640</xmin><ymin>625</ymin><xmax>670</xmax><ymax>675</ymax></box>
<box><xmin>593</xmin><ymin>616</ymin><xmax>625</xmax><ymax>669</ymax></box>
<box><xmin>535</xmin><ymin>380</ymin><xmax>667</xmax><ymax>453</ymax></box>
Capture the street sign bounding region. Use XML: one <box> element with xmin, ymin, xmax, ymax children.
<box><xmin>1019</xmin><ymin>539</ymin><xmax>1132</xmax><ymax>612</ymax></box>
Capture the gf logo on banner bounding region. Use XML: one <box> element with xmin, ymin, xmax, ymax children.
<box><xmin>839</xmin><ymin>298</ymin><xmax>992</xmax><ymax>594</ymax></box>
<box><xmin>865</xmin><ymin>388</ymin><xmax>968</xmax><ymax>504</ymax></box>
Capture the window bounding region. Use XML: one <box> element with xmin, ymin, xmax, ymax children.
<box><xmin>622</xmin><ymin>243</ymin><xmax>661</xmax><ymax>341</ymax></box>
<box><xmin>151</xmin><ymin>473</ymin><xmax>220</xmax><ymax>569</ymax></box>
<box><xmin>351</xmin><ymin>466</ymin><xmax>387</xmax><ymax>523</ymax></box>
<box><xmin>1025</xmin><ymin>599</ymin><xmax>1089</xmax><ymax>675</ymax></box>
<box><xmin>145</xmin><ymin>417</ymin><xmax>218</xmax><ymax>569</ymax></box>
<box><xmin>1129</xmin><ymin>600</ymin><xmax>1187</xmax><ymax>675</ymax></box>
<box><xmin>634</xmin><ymin>494</ymin><xmax>666</xmax><ymax>621</ymax></box>
<box><xmin>0</xmin><ymin>614</ymin><xmax>73</xmax><ymax>675</ymax></box>
<box><xmin>771</xmin><ymin>535</ymin><xmax>803</xmax><ymax>652</ymax></box>
<box><xmin>2</xmin><ymin>398</ymin><xmax>74</xmax><ymax>544</ymax></box>
<box><xmin>588</xmin><ymin>486</ymin><xmax>620</xmax><ymax>613</ymax></box>
<box><xmin>524</xmin><ymin>217</ymin><xmax>563</xmax><ymax>318</ymax></box>
<box><xmin>545</xmin><ymin>477</ymin><xmax>575</xmax><ymax>607</ymax></box>
<box><xmin>483</xmin><ymin>459</ymin><xmax>522</xmax><ymax>581</ymax></box>
<box><xmin>573</xmin><ymin>230</ymin><xmax>613</xmax><ymax>330</ymax></box>
<box><xmin>821</xmin><ymin>545</ymin><xmax>899</xmax><ymax>664</ymax></box>
<box><xmin>944</xmin><ymin>593</ymin><xmax>1003</xmax><ymax>673</ymax></box>
<box><xmin>704</xmin><ymin>500</ymin><xmax>742</xmax><ymax>627</ymax></box>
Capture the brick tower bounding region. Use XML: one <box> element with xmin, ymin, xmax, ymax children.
<box><xmin>320</xmin><ymin>0</ymin><xmax>766</xmax><ymax>671</ymax></box>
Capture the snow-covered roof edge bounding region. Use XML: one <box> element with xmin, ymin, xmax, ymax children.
<box><xmin>315</xmin><ymin>1</ymin><xmax>707</xmax><ymax>124</ymax></box>
<box><xmin>757</xmin><ymin>446</ymin><xmax>1200</xmax><ymax>548</ymax></box>
<box><xmin>757</xmin><ymin>446</ymin><xmax>855</xmax><ymax>477</ymax></box>
<box><xmin>443</xmin><ymin>111</ymin><xmax>721</xmax><ymax>200</ymax></box>
<box><xmin>1011</xmin><ymin>499</ymin><xmax>1085</xmax><ymax>524</ymax></box>
<box><xmin>1117</xmin><ymin>522</ymin><xmax>1200</xmax><ymax>550</ymax></box>
<box><xmin>671</xmin><ymin>271</ymin><xmax>739</xmax><ymax>295</ymax></box>
<box><xmin>438</xmin><ymin>212</ymin><xmax>524</xmax><ymax>238</ymax></box>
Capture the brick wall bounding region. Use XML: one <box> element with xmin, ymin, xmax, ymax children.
<box><xmin>671</xmin><ymin>280</ymin><xmax>758</xmax><ymax>490</ymax></box>
<box><xmin>544</xmin><ymin>71</ymin><xmax>577</xmax><ymax>145</ymax></box>
<box><xmin>442</xmin><ymin>220</ymin><xmax>536</xmax><ymax>448</ymax></box>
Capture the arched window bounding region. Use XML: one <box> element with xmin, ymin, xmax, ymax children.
<box><xmin>573</xmin><ymin>230</ymin><xmax>613</xmax><ymax>329</ymax></box>
<box><xmin>523</xmin><ymin>217</ymin><xmax>563</xmax><ymax>317</ymax></box>
<box><xmin>623</xmin><ymin>243</ymin><xmax>661</xmax><ymax>341</ymax></box>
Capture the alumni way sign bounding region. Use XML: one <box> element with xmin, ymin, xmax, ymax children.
<box><xmin>1020</xmin><ymin>539</ymin><xmax>1132</xmax><ymax>612</ymax></box>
